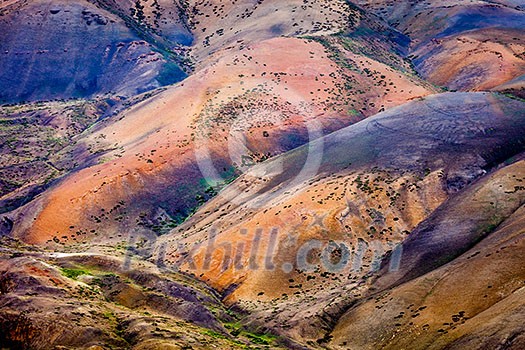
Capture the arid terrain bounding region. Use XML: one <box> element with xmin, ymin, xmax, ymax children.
<box><xmin>1</xmin><ymin>0</ymin><xmax>524</xmax><ymax>349</ymax></box>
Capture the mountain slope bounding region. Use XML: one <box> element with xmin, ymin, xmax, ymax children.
<box><xmin>0</xmin><ymin>0</ymin><xmax>189</xmax><ymax>103</ymax></box>
<box><xmin>1</xmin><ymin>1</ymin><xmax>525</xmax><ymax>349</ymax></box>
<box><xmin>155</xmin><ymin>92</ymin><xmax>525</xmax><ymax>344</ymax></box>
<box><xmin>2</xmin><ymin>20</ymin><xmax>435</xmax><ymax>245</ymax></box>
<box><xmin>357</xmin><ymin>0</ymin><xmax>525</xmax><ymax>91</ymax></box>
<box><xmin>329</xmin><ymin>157</ymin><xmax>525</xmax><ymax>349</ymax></box>
<box><xmin>0</xmin><ymin>237</ymin><xmax>292</xmax><ymax>349</ymax></box>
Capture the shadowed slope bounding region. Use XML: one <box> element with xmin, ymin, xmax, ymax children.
<box><xmin>0</xmin><ymin>0</ymin><xmax>189</xmax><ymax>103</ymax></box>
<box><xmin>155</xmin><ymin>92</ymin><xmax>525</xmax><ymax>344</ymax></box>
<box><xmin>0</xmin><ymin>98</ymin><xmax>111</xmax><ymax>215</ymax></box>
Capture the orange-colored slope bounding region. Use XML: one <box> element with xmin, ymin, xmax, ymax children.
<box><xmin>10</xmin><ymin>37</ymin><xmax>434</xmax><ymax>245</ymax></box>
<box><xmin>414</xmin><ymin>29</ymin><xmax>525</xmax><ymax>91</ymax></box>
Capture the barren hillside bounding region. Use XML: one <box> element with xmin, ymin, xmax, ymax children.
<box><xmin>0</xmin><ymin>0</ymin><xmax>524</xmax><ymax>349</ymax></box>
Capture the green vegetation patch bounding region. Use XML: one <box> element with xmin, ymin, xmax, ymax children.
<box><xmin>60</xmin><ymin>267</ymin><xmax>91</xmax><ymax>280</ymax></box>
<box><xmin>224</xmin><ymin>322</ymin><xmax>278</xmax><ymax>346</ymax></box>
<box><xmin>244</xmin><ymin>332</ymin><xmax>277</xmax><ymax>345</ymax></box>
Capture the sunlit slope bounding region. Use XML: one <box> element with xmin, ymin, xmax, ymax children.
<box><xmin>155</xmin><ymin>92</ymin><xmax>525</xmax><ymax>343</ymax></box>
<box><xmin>330</xmin><ymin>157</ymin><xmax>525</xmax><ymax>349</ymax></box>
<box><xmin>357</xmin><ymin>0</ymin><xmax>525</xmax><ymax>91</ymax></box>
<box><xmin>3</xmin><ymin>34</ymin><xmax>434</xmax><ymax>245</ymax></box>
<box><xmin>0</xmin><ymin>238</ymin><xmax>291</xmax><ymax>349</ymax></box>
<box><xmin>1</xmin><ymin>1</ymin><xmax>525</xmax><ymax>350</ymax></box>
<box><xmin>185</xmin><ymin>0</ymin><xmax>356</xmax><ymax>60</ymax></box>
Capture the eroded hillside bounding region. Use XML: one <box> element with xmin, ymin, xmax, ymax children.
<box><xmin>1</xmin><ymin>0</ymin><xmax>525</xmax><ymax>349</ymax></box>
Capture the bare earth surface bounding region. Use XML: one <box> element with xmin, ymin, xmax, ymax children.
<box><xmin>1</xmin><ymin>0</ymin><xmax>525</xmax><ymax>349</ymax></box>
